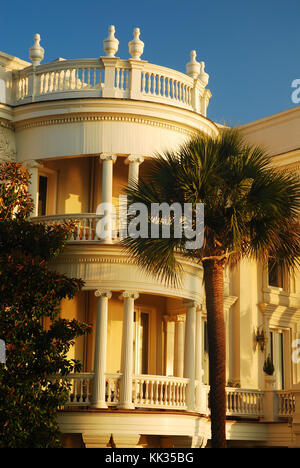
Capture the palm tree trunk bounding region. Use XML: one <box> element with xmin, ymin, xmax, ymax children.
<box><xmin>203</xmin><ymin>259</ymin><xmax>226</xmax><ymax>448</ymax></box>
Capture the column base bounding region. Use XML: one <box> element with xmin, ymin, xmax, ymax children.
<box><xmin>118</xmin><ymin>403</ymin><xmax>135</xmax><ymax>410</ymax></box>
<box><xmin>91</xmin><ymin>401</ymin><xmax>108</xmax><ymax>409</ymax></box>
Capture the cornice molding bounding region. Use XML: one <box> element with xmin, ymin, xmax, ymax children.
<box><xmin>259</xmin><ymin>302</ymin><xmax>300</xmax><ymax>325</ymax></box>
<box><xmin>0</xmin><ymin>118</ymin><xmax>14</xmax><ymax>131</ymax></box>
<box><xmin>14</xmin><ymin>112</ymin><xmax>197</xmax><ymax>139</ymax></box>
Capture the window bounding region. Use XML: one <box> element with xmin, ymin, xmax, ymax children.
<box><xmin>38</xmin><ymin>175</ymin><xmax>48</xmax><ymax>216</ymax></box>
<box><xmin>269</xmin><ymin>330</ymin><xmax>285</xmax><ymax>389</ymax></box>
<box><xmin>268</xmin><ymin>258</ymin><xmax>284</xmax><ymax>289</ymax></box>
<box><xmin>133</xmin><ymin>309</ymin><xmax>149</xmax><ymax>375</ymax></box>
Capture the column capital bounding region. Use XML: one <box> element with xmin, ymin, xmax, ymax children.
<box><xmin>125</xmin><ymin>154</ymin><xmax>144</xmax><ymax>165</ymax></box>
<box><xmin>23</xmin><ymin>159</ymin><xmax>43</xmax><ymax>169</ymax></box>
<box><xmin>95</xmin><ymin>290</ymin><xmax>112</xmax><ymax>299</ymax></box>
<box><xmin>184</xmin><ymin>300</ymin><xmax>202</xmax><ymax>311</ymax></box>
<box><xmin>175</xmin><ymin>314</ymin><xmax>186</xmax><ymax>323</ymax></box>
<box><xmin>120</xmin><ymin>291</ymin><xmax>139</xmax><ymax>300</ymax></box>
<box><xmin>100</xmin><ymin>153</ymin><xmax>117</xmax><ymax>163</ymax></box>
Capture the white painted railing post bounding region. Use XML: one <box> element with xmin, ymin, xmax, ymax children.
<box><xmin>92</xmin><ymin>290</ymin><xmax>112</xmax><ymax>408</ymax></box>
<box><xmin>263</xmin><ymin>375</ymin><xmax>278</xmax><ymax>422</ymax></box>
<box><xmin>184</xmin><ymin>300</ymin><xmax>197</xmax><ymax>412</ymax></box>
<box><xmin>119</xmin><ymin>291</ymin><xmax>139</xmax><ymax>409</ymax></box>
<box><xmin>128</xmin><ymin>59</ymin><xmax>145</xmax><ymax>100</ymax></box>
<box><xmin>101</xmin><ymin>56</ymin><xmax>119</xmax><ymax>98</ymax></box>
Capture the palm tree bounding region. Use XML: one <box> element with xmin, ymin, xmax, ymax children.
<box><xmin>121</xmin><ymin>128</ymin><xmax>300</xmax><ymax>448</ymax></box>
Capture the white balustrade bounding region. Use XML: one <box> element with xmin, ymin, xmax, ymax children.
<box><xmin>32</xmin><ymin>213</ymin><xmax>104</xmax><ymax>242</ymax></box>
<box><xmin>277</xmin><ymin>391</ymin><xmax>295</xmax><ymax>418</ymax></box>
<box><xmin>105</xmin><ymin>373</ymin><xmax>122</xmax><ymax>406</ymax></box>
<box><xmin>225</xmin><ymin>387</ymin><xmax>264</xmax><ymax>418</ymax></box>
<box><xmin>12</xmin><ymin>57</ymin><xmax>208</xmax><ymax>114</ymax></box>
<box><xmin>140</xmin><ymin>64</ymin><xmax>194</xmax><ymax>110</ymax></box>
<box><xmin>55</xmin><ymin>373</ymin><xmax>94</xmax><ymax>406</ymax></box>
<box><xmin>133</xmin><ymin>375</ymin><xmax>189</xmax><ymax>409</ymax></box>
<box><xmin>56</xmin><ymin>371</ymin><xmax>271</xmax><ymax>419</ymax></box>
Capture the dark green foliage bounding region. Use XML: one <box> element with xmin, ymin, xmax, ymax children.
<box><xmin>0</xmin><ymin>162</ymin><xmax>91</xmax><ymax>448</ymax></box>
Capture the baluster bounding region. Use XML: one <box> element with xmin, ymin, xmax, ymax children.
<box><xmin>82</xmin><ymin>217</ymin><xmax>87</xmax><ymax>240</ymax></box>
<box><xmin>120</xmin><ymin>69</ymin><xmax>125</xmax><ymax>90</ymax></box>
<box><xmin>107</xmin><ymin>378</ymin><xmax>112</xmax><ymax>403</ymax></box>
<box><xmin>113</xmin><ymin>378</ymin><xmax>118</xmax><ymax>403</ymax></box>
<box><xmin>162</xmin><ymin>76</ymin><xmax>166</xmax><ymax>97</ymax></box>
<box><xmin>170</xmin><ymin>381</ymin><xmax>174</xmax><ymax>406</ymax></box>
<box><xmin>88</xmin><ymin>217</ymin><xmax>92</xmax><ymax>240</ymax></box>
<box><xmin>153</xmin><ymin>74</ymin><xmax>157</xmax><ymax>95</ymax></box>
<box><xmin>76</xmin><ymin>220</ymin><xmax>81</xmax><ymax>241</ymax></box>
<box><xmin>154</xmin><ymin>380</ymin><xmax>159</xmax><ymax>405</ymax></box>
<box><xmin>141</xmin><ymin>72</ymin><xmax>145</xmax><ymax>93</ymax></box>
<box><xmin>87</xmin><ymin>68</ymin><xmax>91</xmax><ymax>88</ymax></box>
<box><xmin>85</xmin><ymin>379</ymin><xmax>90</xmax><ymax>404</ymax></box>
<box><xmin>53</xmin><ymin>71</ymin><xmax>58</xmax><ymax>92</ymax></box>
<box><xmin>159</xmin><ymin>381</ymin><xmax>163</xmax><ymax>406</ymax></box>
<box><xmin>43</xmin><ymin>73</ymin><xmax>48</xmax><ymax>94</ymax></box>
<box><xmin>157</xmin><ymin>75</ymin><xmax>161</xmax><ymax>96</ymax></box>
<box><xmin>145</xmin><ymin>380</ymin><xmax>149</xmax><ymax>404</ymax></box>
<box><xmin>61</xmin><ymin>70</ymin><xmax>65</xmax><ymax>91</ymax></box>
<box><xmin>79</xmin><ymin>378</ymin><xmax>84</xmax><ymax>403</ymax></box>
<box><xmin>115</xmin><ymin>68</ymin><xmax>120</xmax><ymax>89</ymax></box>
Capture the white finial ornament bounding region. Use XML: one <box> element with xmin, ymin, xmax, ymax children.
<box><xmin>103</xmin><ymin>25</ymin><xmax>119</xmax><ymax>57</ymax></box>
<box><xmin>199</xmin><ymin>61</ymin><xmax>209</xmax><ymax>86</ymax></box>
<box><xmin>128</xmin><ymin>27</ymin><xmax>144</xmax><ymax>60</ymax></box>
<box><xmin>186</xmin><ymin>50</ymin><xmax>200</xmax><ymax>79</ymax></box>
<box><xmin>29</xmin><ymin>33</ymin><xmax>44</xmax><ymax>66</ymax></box>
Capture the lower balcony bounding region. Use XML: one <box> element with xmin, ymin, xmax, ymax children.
<box><xmin>58</xmin><ymin>372</ymin><xmax>267</xmax><ymax>420</ymax></box>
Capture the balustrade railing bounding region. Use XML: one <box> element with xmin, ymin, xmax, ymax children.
<box><xmin>133</xmin><ymin>375</ymin><xmax>189</xmax><ymax>410</ymax></box>
<box><xmin>140</xmin><ymin>63</ymin><xmax>193</xmax><ymax>110</ymax></box>
<box><xmin>54</xmin><ymin>372</ymin><xmax>94</xmax><ymax>406</ymax></box>
<box><xmin>11</xmin><ymin>57</ymin><xmax>208</xmax><ymax>115</ymax></box>
<box><xmin>57</xmin><ymin>372</ymin><xmax>299</xmax><ymax>422</ymax></box>
<box><xmin>32</xmin><ymin>213</ymin><xmax>104</xmax><ymax>242</ymax></box>
<box><xmin>225</xmin><ymin>387</ymin><xmax>264</xmax><ymax>418</ymax></box>
<box><xmin>277</xmin><ymin>390</ymin><xmax>295</xmax><ymax>418</ymax></box>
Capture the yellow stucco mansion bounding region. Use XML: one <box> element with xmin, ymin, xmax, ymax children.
<box><xmin>1</xmin><ymin>27</ymin><xmax>300</xmax><ymax>448</ymax></box>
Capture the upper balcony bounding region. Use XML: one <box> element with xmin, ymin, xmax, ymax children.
<box><xmin>1</xmin><ymin>27</ymin><xmax>211</xmax><ymax>118</ymax></box>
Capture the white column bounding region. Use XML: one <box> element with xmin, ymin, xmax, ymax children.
<box><xmin>163</xmin><ymin>315</ymin><xmax>175</xmax><ymax>376</ymax></box>
<box><xmin>125</xmin><ymin>155</ymin><xmax>144</xmax><ymax>187</ymax></box>
<box><xmin>92</xmin><ymin>290</ymin><xmax>112</xmax><ymax>408</ymax></box>
<box><xmin>23</xmin><ymin>159</ymin><xmax>42</xmax><ymax>217</ymax></box>
<box><xmin>119</xmin><ymin>291</ymin><xmax>139</xmax><ymax>409</ymax></box>
<box><xmin>184</xmin><ymin>301</ymin><xmax>197</xmax><ymax>412</ymax></box>
<box><xmin>173</xmin><ymin>315</ymin><xmax>185</xmax><ymax>378</ymax></box>
<box><xmin>99</xmin><ymin>153</ymin><xmax>117</xmax><ymax>242</ymax></box>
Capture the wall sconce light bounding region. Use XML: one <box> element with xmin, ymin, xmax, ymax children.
<box><xmin>255</xmin><ymin>327</ymin><xmax>266</xmax><ymax>352</ymax></box>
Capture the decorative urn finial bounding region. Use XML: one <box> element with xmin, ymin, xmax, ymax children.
<box><xmin>103</xmin><ymin>25</ymin><xmax>119</xmax><ymax>57</ymax></box>
<box><xmin>199</xmin><ymin>61</ymin><xmax>209</xmax><ymax>86</ymax></box>
<box><xmin>186</xmin><ymin>50</ymin><xmax>200</xmax><ymax>79</ymax></box>
<box><xmin>29</xmin><ymin>33</ymin><xmax>44</xmax><ymax>66</ymax></box>
<box><xmin>128</xmin><ymin>27</ymin><xmax>144</xmax><ymax>60</ymax></box>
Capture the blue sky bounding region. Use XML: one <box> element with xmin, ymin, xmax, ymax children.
<box><xmin>1</xmin><ymin>0</ymin><xmax>299</xmax><ymax>125</ymax></box>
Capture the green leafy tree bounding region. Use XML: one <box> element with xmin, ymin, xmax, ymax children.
<box><xmin>0</xmin><ymin>162</ymin><xmax>91</xmax><ymax>448</ymax></box>
<box><xmin>121</xmin><ymin>128</ymin><xmax>300</xmax><ymax>448</ymax></box>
